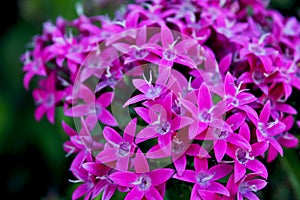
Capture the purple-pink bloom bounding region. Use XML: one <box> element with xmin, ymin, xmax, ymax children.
<box><xmin>173</xmin><ymin>157</ymin><xmax>232</xmax><ymax>199</ymax></box>
<box><xmin>65</xmin><ymin>85</ymin><xmax>117</xmax><ymax>129</ymax></box>
<box><xmin>109</xmin><ymin>168</ymin><xmax>174</xmax><ymax>200</ymax></box>
<box><xmin>32</xmin><ymin>72</ymin><xmax>64</xmax><ymax>123</ymax></box>
<box><xmin>226</xmin><ymin>173</ymin><xmax>267</xmax><ymax>200</ymax></box>
<box><xmin>96</xmin><ymin>118</ymin><xmax>137</xmax><ymax>171</ymax></box>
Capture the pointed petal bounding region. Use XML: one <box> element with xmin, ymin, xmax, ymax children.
<box><xmin>173</xmin><ymin>170</ymin><xmax>196</xmax><ymax>183</ymax></box>
<box><xmin>224</xmin><ymin>72</ymin><xmax>236</xmax><ymax>96</ymax></box>
<box><xmin>123</xmin><ymin>94</ymin><xmax>147</xmax><ymax>107</ymax></box>
<box><xmin>145</xmin><ymin>187</ymin><xmax>163</xmax><ymax>200</ymax></box>
<box><xmin>227</xmin><ymin>133</ymin><xmax>251</xmax><ymax>150</ymax></box>
<box><xmin>246</xmin><ymin>160</ymin><xmax>268</xmax><ymax>179</ymax></box>
<box><xmin>260</xmin><ymin>101</ymin><xmax>271</xmax><ymax>123</ymax></box>
<box><xmin>207</xmin><ymin>181</ymin><xmax>230</xmax><ymax>196</ymax></box>
<box><xmin>98</xmin><ymin>109</ymin><xmax>118</xmax><ymax>126</ymax></box>
<box><xmin>134</xmin><ymin>107</ymin><xmax>151</xmax><ymax>123</ymax></box>
<box><xmin>109</xmin><ymin>172</ymin><xmax>137</xmax><ymax>187</ymax></box>
<box><xmin>102</xmin><ymin>184</ymin><xmax>117</xmax><ymax>200</ymax></box>
<box><xmin>98</xmin><ymin>92</ymin><xmax>114</xmax><ymax>108</ymax></box>
<box><xmin>103</xmin><ymin>126</ymin><xmax>123</xmax><ymax>145</ymax></box>
<box><xmin>234</xmin><ymin>162</ymin><xmax>246</xmax><ymax>183</ymax></box>
<box><xmin>136</xmin><ymin>126</ymin><xmax>157</xmax><ymax>144</ymax></box>
<box><xmin>135</xmin><ymin>149</ymin><xmax>149</xmax><ymax>173</ymax></box>
<box><xmin>209</xmin><ymin>164</ymin><xmax>233</xmax><ymax>180</ymax></box>
<box><xmin>150</xmin><ymin>168</ymin><xmax>174</xmax><ymax>186</ymax></box>
<box><xmin>195</xmin><ymin>157</ymin><xmax>208</xmax><ymax>172</ymax></box>
<box><xmin>198</xmin><ymin>83</ymin><xmax>212</xmax><ymax>109</ymax></box>
<box><xmin>214</xmin><ymin>140</ymin><xmax>227</xmax><ymax>162</ymax></box>
<box><xmin>116</xmin><ymin>156</ymin><xmax>130</xmax><ymax>171</ymax></box>
<box><xmin>174</xmin><ymin>155</ymin><xmax>187</xmax><ymax>176</ymax></box>
<box><xmin>96</xmin><ymin>148</ymin><xmax>118</xmax><ymax>163</ymax></box>
<box><xmin>124</xmin><ymin>118</ymin><xmax>137</xmax><ymax>142</ymax></box>
<box><xmin>125</xmin><ymin>188</ymin><xmax>144</xmax><ymax>200</ymax></box>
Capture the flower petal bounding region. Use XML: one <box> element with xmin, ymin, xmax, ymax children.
<box><xmin>109</xmin><ymin>172</ymin><xmax>137</xmax><ymax>187</ymax></box>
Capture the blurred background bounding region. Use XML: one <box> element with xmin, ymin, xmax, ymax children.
<box><xmin>0</xmin><ymin>0</ymin><xmax>300</xmax><ymax>199</ymax></box>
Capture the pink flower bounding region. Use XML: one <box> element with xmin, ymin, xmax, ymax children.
<box><xmin>135</xmin><ymin>93</ymin><xmax>193</xmax><ymax>154</ymax></box>
<box><xmin>32</xmin><ymin>72</ymin><xmax>64</xmax><ymax>123</ymax></box>
<box><xmin>267</xmin><ymin>115</ymin><xmax>299</xmax><ymax>162</ymax></box>
<box><xmin>255</xmin><ymin>101</ymin><xmax>286</xmax><ymax>156</ymax></box>
<box><xmin>181</xmin><ymin>82</ymin><xmax>226</xmax><ymax>139</ymax></box>
<box><xmin>226</xmin><ymin>173</ymin><xmax>267</xmax><ymax>200</ymax></box>
<box><xmin>173</xmin><ymin>157</ymin><xmax>232</xmax><ymax>199</ymax></box>
<box><xmin>109</xmin><ymin>168</ymin><xmax>174</xmax><ymax>200</ymax></box>
<box><xmin>227</xmin><ymin>123</ymin><xmax>269</xmax><ymax>182</ymax></box>
<box><xmin>65</xmin><ymin>85</ymin><xmax>117</xmax><ymax>129</ymax></box>
<box><xmin>96</xmin><ymin>119</ymin><xmax>137</xmax><ymax>171</ymax></box>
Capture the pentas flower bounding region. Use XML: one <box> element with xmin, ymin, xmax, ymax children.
<box><xmin>135</xmin><ymin>92</ymin><xmax>193</xmax><ymax>154</ymax></box>
<box><xmin>123</xmin><ymin>69</ymin><xmax>169</xmax><ymax>107</ymax></box>
<box><xmin>32</xmin><ymin>72</ymin><xmax>64</xmax><ymax>123</ymax></box>
<box><xmin>109</xmin><ymin>168</ymin><xmax>174</xmax><ymax>200</ymax></box>
<box><xmin>267</xmin><ymin>115</ymin><xmax>299</xmax><ymax>162</ymax></box>
<box><xmin>227</xmin><ymin>123</ymin><xmax>269</xmax><ymax>182</ymax></box>
<box><xmin>21</xmin><ymin>45</ymin><xmax>48</xmax><ymax>90</ymax></box>
<box><xmin>96</xmin><ymin>119</ymin><xmax>137</xmax><ymax>171</ymax></box>
<box><xmin>223</xmin><ymin>72</ymin><xmax>257</xmax><ymax>111</ymax></box>
<box><xmin>137</xmin><ymin>27</ymin><xmax>198</xmax><ymax>70</ymax></box>
<box><xmin>255</xmin><ymin>101</ymin><xmax>286</xmax><ymax>156</ymax></box>
<box><xmin>71</xmin><ymin>161</ymin><xmax>122</xmax><ymax>200</ymax></box>
<box><xmin>173</xmin><ymin>157</ymin><xmax>232</xmax><ymax>199</ymax></box>
<box><xmin>65</xmin><ymin>85</ymin><xmax>117</xmax><ymax>129</ymax></box>
<box><xmin>226</xmin><ymin>173</ymin><xmax>268</xmax><ymax>200</ymax></box>
<box><xmin>181</xmin><ymin>82</ymin><xmax>226</xmax><ymax>139</ymax></box>
<box><xmin>240</xmin><ymin>33</ymin><xmax>279</xmax><ymax>73</ymax></box>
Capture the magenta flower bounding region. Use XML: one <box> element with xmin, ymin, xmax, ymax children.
<box><xmin>173</xmin><ymin>157</ymin><xmax>232</xmax><ymax>199</ymax></box>
<box><xmin>181</xmin><ymin>82</ymin><xmax>226</xmax><ymax>139</ymax></box>
<box><xmin>226</xmin><ymin>173</ymin><xmax>268</xmax><ymax>200</ymax></box>
<box><xmin>21</xmin><ymin>44</ymin><xmax>48</xmax><ymax>90</ymax></box>
<box><xmin>109</xmin><ymin>168</ymin><xmax>174</xmax><ymax>200</ymax></box>
<box><xmin>223</xmin><ymin>72</ymin><xmax>257</xmax><ymax>111</ymax></box>
<box><xmin>71</xmin><ymin>161</ymin><xmax>123</xmax><ymax>200</ymax></box>
<box><xmin>65</xmin><ymin>85</ymin><xmax>117</xmax><ymax>128</ymax></box>
<box><xmin>32</xmin><ymin>72</ymin><xmax>64</xmax><ymax>123</ymax></box>
<box><xmin>240</xmin><ymin>33</ymin><xmax>278</xmax><ymax>73</ymax></box>
<box><xmin>255</xmin><ymin>101</ymin><xmax>286</xmax><ymax>156</ymax></box>
<box><xmin>267</xmin><ymin>115</ymin><xmax>299</xmax><ymax>162</ymax></box>
<box><xmin>227</xmin><ymin>123</ymin><xmax>269</xmax><ymax>182</ymax></box>
<box><xmin>123</xmin><ymin>69</ymin><xmax>169</xmax><ymax>107</ymax></box>
<box><xmin>135</xmin><ymin>93</ymin><xmax>193</xmax><ymax>154</ymax></box>
<box><xmin>96</xmin><ymin>118</ymin><xmax>137</xmax><ymax>171</ymax></box>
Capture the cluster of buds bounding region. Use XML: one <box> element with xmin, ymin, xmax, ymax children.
<box><xmin>21</xmin><ymin>0</ymin><xmax>300</xmax><ymax>199</ymax></box>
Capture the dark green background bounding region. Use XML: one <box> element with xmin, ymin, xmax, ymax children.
<box><xmin>0</xmin><ymin>0</ymin><xmax>299</xmax><ymax>199</ymax></box>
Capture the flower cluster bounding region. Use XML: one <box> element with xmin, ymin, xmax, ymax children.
<box><xmin>21</xmin><ymin>0</ymin><xmax>300</xmax><ymax>199</ymax></box>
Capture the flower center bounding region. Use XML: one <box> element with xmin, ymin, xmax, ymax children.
<box><xmin>145</xmin><ymin>86</ymin><xmax>162</xmax><ymax>99</ymax></box>
<box><xmin>196</xmin><ymin>172</ymin><xmax>214</xmax><ymax>187</ymax></box>
<box><xmin>231</xmin><ymin>98</ymin><xmax>239</xmax><ymax>107</ymax></box>
<box><xmin>163</xmin><ymin>49</ymin><xmax>177</xmax><ymax>61</ymax></box>
<box><xmin>235</xmin><ymin>148</ymin><xmax>253</xmax><ymax>164</ymax></box>
<box><xmin>239</xmin><ymin>182</ymin><xmax>258</xmax><ymax>194</ymax></box>
<box><xmin>198</xmin><ymin>111</ymin><xmax>212</xmax><ymax>123</ymax></box>
<box><xmin>212</xmin><ymin>128</ymin><xmax>229</xmax><ymax>139</ymax></box>
<box><xmin>118</xmin><ymin>142</ymin><xmax>131</xmax><ymax>157</ymax></box>
<box><xmin>252</xmin><ymin>70</ymin><xmax>265</xmax><ymax>85</ymax></box>
<box><xmin>45</xmin><ymin>94</ymin><xmax>55</xmax><ymax>108</ymax></box>
<box><xmin>133</xmin><ymin>175</ymin><xmax>152</xmax><ymax>191</ymax></box>
<box><xmin>249</xmin><ymin>44</ymin><xmax>265</xmax><ymax>55</ymax></box>
<box><xmin>133</xmin><ymin>49</ymin><xmax>149</xmax><ymax>59</ymax></box>
<box><xmin>156</xmin><ymin>121</ymin><xmax>171</xmax><ymax>135</ymax></box>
